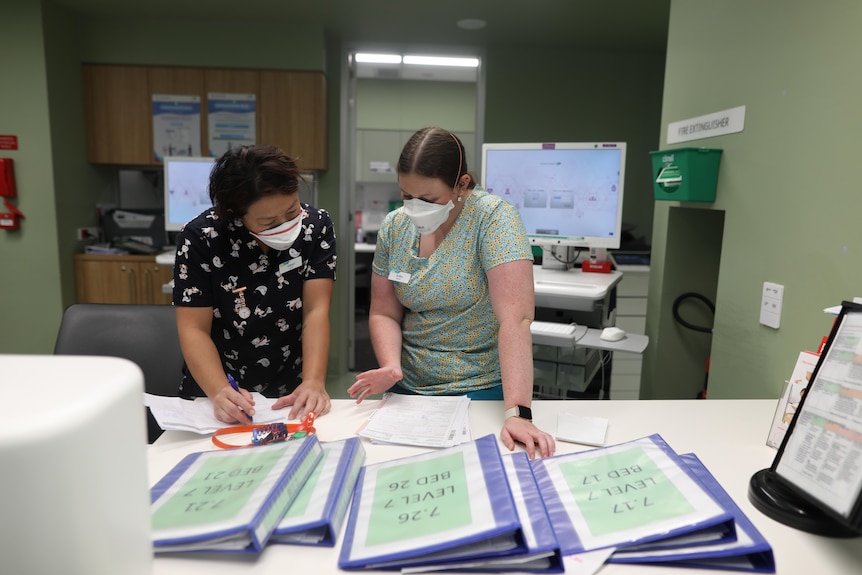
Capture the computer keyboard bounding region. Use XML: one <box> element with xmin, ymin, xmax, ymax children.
<box><xmin>530</xmin><ymin>321</ymin><xmax>577</xmax><ymax>347</ymax></box>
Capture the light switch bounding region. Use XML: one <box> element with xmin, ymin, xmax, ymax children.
<box><xmin>760</xmin><ymin>282</ymin><xmax>784</xmax><ymax>329</ymax></box>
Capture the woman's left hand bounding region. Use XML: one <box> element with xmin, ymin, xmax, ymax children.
<box><xmin>500</xmin><ymin>417</ymin><xmax>556</xmax><ymax>459</ymax></box>
<box><xmin>272</xmin><ymin>381</ymin><xmax>331</xmax><ymax>420</ymax></box>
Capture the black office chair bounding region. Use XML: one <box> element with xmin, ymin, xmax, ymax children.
<box><xmin>53</xmin><ymin>303</ymin><xmax>185</xmax><ymax>443</ymax></box>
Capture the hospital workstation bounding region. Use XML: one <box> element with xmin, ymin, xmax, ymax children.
<box><xmin>9</xmin><ymin>2</ymin><xmax>862</xmax><ymax>574</ymax></box>
<box><xmin>77</xmin><ymin>140</ymin><xmax>648</xmax><ymax>401</ymax></box>
<box><xmin>6</xmin><ymin>354</ymin><xmax>862</xmax><ymax>575</ymax></box>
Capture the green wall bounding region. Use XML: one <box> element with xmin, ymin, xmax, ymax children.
<box><xmin>484</xmin><ymin>47</ymin><xmax>665</xmax><ymax>247</ymax></box>
<box><xmin>645</xmin><ymin>0</ymin><xmax>862</xmax><ymax>399</ymax></box>
<box><xmin>356</xmin><ymin>79</ymin><xmax>476</xmax><ymax>132</ymax></box>
<box><xmin>1</xmin><ymin>2</ymin><xmax>665</xmax><ymax>385</ymax></box>
<box><xmin>0</xmin><ymin>2</ymin><xmax>66</xmax><ymax>352</ymax></box>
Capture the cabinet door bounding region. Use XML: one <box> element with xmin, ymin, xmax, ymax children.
<box><xmin>259</xmin><ymin>71</ymin><xmax>327</xmax><ymax>170</ymax></box>
<box><xmin>83</xmin><ymin>64</ymin><xmax>151</xmax><ymax>165</ymax></box>
<box><xmin>74</xmin><ymin>257</ymin><xmax>138</xmax><ymax>304</ymax></box>
<box><xmin>138</xmin><ymin>262</ymin><xmax>174</xmax><ymax>305</ymax></box>
<box><xmin>204</xmin><ymin>69</ymin><xmax>260</xmax><ymax>157</ymax></box>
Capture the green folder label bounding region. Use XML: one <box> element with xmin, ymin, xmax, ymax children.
<box><xmin>560</xmin><ymin>446</ymin><xmax>695</xmax><ymax>536</ymax></box>
<box><xmin>152</xmin><ymin>449</ymin><xmax>285</xmax><ymax>530</ymax></box>
<box><xmin>365</xmin><ymin>452</ymin><xmax>471</xmax><ymax>546</ymax></box>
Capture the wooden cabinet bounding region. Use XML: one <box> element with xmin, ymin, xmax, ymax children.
<box><xmin>74</xmin><ymin>254</ymin><xmax>173</xmax><ymax>305</ymax></box>
<box><xmin>82</xmin><ymin>64</ymin><xmax>327</xmax><ymax>169</ymax></box>
<box><xmin>83</xmin><ymin>64</ymin><xmax>151</xmax><ymax>165</ymax></box>
<box><xmin>259</xmin><ymin>70</ymin><xmax>327</xmax><ymax>170</ymax></box>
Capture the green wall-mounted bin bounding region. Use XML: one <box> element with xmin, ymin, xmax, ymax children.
<box><xmin>650</xmin><ymin>147</ymin><xmax>722</xmax><ymax>202</ymax></box>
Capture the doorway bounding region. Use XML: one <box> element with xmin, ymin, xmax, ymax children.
<box><xmin>338</xmin><ymin>45</ymin><xmax>485</xmax><ymax>373</ymax></box>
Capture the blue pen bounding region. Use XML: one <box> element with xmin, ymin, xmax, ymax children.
<box><xmin>227</xmin><ymin>374</ymin><xmax>253</xmax><ymax>422</ymax></box>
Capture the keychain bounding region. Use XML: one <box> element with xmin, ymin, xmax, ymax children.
<box><xmin>211</xmin><ymin>411</ymin><xmax>316</xmax><ymax>449</ymax></box>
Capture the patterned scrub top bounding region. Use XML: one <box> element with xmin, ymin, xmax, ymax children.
<box><xmin>372</xmin><ymin>188</ymin><xmax>533</xmax><ymax>394</ymax></box>
<box><xmin>172</xmin><ymin>204</ymin><xmax>336</xmax><ymax>398</ymax></box>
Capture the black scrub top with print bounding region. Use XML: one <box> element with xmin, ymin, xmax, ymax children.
<box><xmin>172</xmin><ymin>204</ymin><xmax>337</xmax><ymax>399</ymax></box>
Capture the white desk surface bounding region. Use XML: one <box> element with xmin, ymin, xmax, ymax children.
<box><xmin>149</xmin><ymin>398</ymin><xmax>862</xmax><ymax>574</ymax></box>
<box><xmin>533</xmin><ymin>266</ymin><xmax>622</xmax><ymax>311</ymax></box>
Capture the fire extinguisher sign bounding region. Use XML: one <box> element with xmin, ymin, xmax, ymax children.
<box><xmin>0</xmin><ymin>135</ymin><xmax>19</xmax><ymax>150</ymax></box>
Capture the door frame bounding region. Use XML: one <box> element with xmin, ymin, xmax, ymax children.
<box><xmin>337</xmin><ymin>42</ymin><xmax>486</xmax><ymax>373</ymax></box>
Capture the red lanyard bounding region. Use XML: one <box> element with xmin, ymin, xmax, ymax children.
<box><xmin>212</xmin><ymin>412</ymin><xmax>316</xmax><ymax>449</ymax></box>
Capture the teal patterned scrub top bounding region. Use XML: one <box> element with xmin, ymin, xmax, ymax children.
<box><xmin>372</xmin><ymin>188</ymin><xmax>533</xmax><ymax>394</ymax></box>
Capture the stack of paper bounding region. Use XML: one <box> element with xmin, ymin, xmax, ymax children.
<box><xmin>531</xmin><ymin>434</ymin><xmax>775</xmax><ymax>573</ymax></box>
<box><xmin>149</xmin><ymin>435</ymin><xmax>323</xmax><ymax>553</ymax></box>
<box><xmin>271</xmin><ymin>437</ymin><xmax>366</xmax><ymax>546</ymax></box>
<box><xmin>144</xmin><ymin>392</ymin><xmax>285</xmax><ymax>434</ymax></box>
<box><xmin>357</xmin><ymin>393</ymin><xmax>471</xmax><ymax>448</ymax></box>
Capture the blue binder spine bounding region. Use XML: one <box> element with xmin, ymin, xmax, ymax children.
<box><xmin>272</xmin><ymin>436</ymin><xmax>366</xmax><ymax>546</ymax></box>
<box><xmin>326</xmin><ymin>438</ymin><xmax>367</xmax><ymax>544</ymax></box>
<box><xmin>532</xmin><ymin>434</ymin><xmax>734</xmax><ymax>556</ymax></box>
<box><xmin>508</xmin><ymin>452</ymin><xmax>564</xmax><ymax>572</ymax></box>
<box><xmin>338</xmin><ymin>434</ymin><xmax>521</xmax><ymax>570</ymax></box>
<box><xmin>252</xmin><ymin>437</ymin><xmax>323</xmax><ymax>551</ymax></box>
<box><xmin>610</xmin><ymin>453</ymin><xmax>775</xmax><ymax>572</ymax></box>
<box><xmin>149</xmin><ymin>435</ymin><xmax>322</xmax><ymax>553</ymax></box>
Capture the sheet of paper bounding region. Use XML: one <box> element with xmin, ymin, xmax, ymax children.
<box><xmin>357</xmin><ymin>394</ymin><xmax>471</xmax><ymax>448</ymax></box>
<box><xmin>563</xmin><ymin>548</ymin><xmax>615</xmax><ymax>575</ymax></box>
<box><xmin>555</xmin><ymin>413</ymin><xmax>609</xmax><ymax>446</ymax></box>
<box><xmin>144</xmin><ymin>392</ymin><xmax>284</xmax><ymax>434</ymax></box>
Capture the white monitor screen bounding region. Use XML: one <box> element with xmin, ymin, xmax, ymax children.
<box><xmin>774</xmin><ymin>302</ymin><xmax>862</xmax><ymax>526</ymax></box>
<box><xmin>164</xmin><ymin>156</ymin><xmax>216</xmax><ymax>232</ymax></box>
<box><xmin>481</xmin><ymin>142</ymin><xmax>626</xmax><ymax>249</ymax></box>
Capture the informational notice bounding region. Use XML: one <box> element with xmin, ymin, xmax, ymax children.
<box><xmin>667</xmin><ymin>105</ymin><xmax>745</xmax><ymax>144</ymax></box>
<box><xmin>207</xmin><ymin>93</ymin><xmax>256</xmax><ymax>156</ymax></box>
<box><xmin>776</xmin><ymin>311</ymin><xmax>862</xmax><ymax>517</ymax></box>
<box><xmin>152</xmin><ymin>94</ymin><xmax>202</xmax><ymax>162</ymax></box>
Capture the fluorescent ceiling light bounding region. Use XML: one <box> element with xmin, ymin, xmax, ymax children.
<box><xmin>402</xmin><ymin>55</ymin><xmax>479</xmax><ymax>68</ymax></box>
<box><xmin>355</xmin><ymin>53</ymin><xmax>402</xmax><ymax>64</ymax></box>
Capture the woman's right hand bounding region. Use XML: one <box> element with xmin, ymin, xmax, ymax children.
<box><xmin>348</xmin><ymin>366</ymin><xmax>403</xmax><ymax>403</ymax></box>
<box><xmin>213</xmin><ymin>384</ymin><xmax>256</xmax><ymax>424</ymax></box>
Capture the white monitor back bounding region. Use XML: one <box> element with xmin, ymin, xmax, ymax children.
<box><xmin>0</xmin><ymin>355</ymin><xmax>152</xmax><ymax>575</ymax></box>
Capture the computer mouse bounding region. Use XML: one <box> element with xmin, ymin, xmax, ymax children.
<box><xmin>600</xmin><ymin>326</ymin><xmax>626</xmax><ymax>342</ymax></box>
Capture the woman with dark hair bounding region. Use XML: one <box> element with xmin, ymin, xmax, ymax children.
<box><xmin>348</xmin><ymin>127</ymin><xmax>555</xmax><ymax>458</ymax></box>
<box><xmin>173</xmin><ymin>144</ymin><xmax>336</xmax><ymax>424</ymax></box>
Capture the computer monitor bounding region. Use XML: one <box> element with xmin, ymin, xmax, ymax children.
<box><xmin>749</xmin><ymin>300</ymin><xmax>862</xmax><ymax>537</ymax></box>
<box><xmin>481</xmin><ymin>142</ymin><xmax>626</xmax><ymax>251</ymax></box>
<box><xmin>163</xmin><ymin>156</ymin><xmax>216</xmax><ymax>232</ymax></box>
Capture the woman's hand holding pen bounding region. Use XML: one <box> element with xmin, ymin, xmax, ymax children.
<box><xmin>348</xmin><ymin>366</ymin><xmax>403</xmax><ymax>403</ymax></box>
<box><xmin>215</xmin><ymin>375</ymin><xmax>256</xmax><ymax>424</ymax></box>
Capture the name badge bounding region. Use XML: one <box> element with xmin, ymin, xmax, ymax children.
<box><xmin>388</xmin><ymin>271</ymin><xmax>411</xmax><ymax>284</ymax></box>
<box><xmin>279</xmin><ymin>257</ymin><xmax>303</xmax><ymax>274</ymax></box>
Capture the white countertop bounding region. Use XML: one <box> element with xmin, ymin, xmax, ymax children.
<box><xmin>148</xmin><ymin>398</ymin><xmax>862</xmax><ymax>574</ymax></box>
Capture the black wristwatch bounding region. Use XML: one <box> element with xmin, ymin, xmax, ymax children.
<box><xmin>504</xmin><ymin>405</ymin><xmax>533</xmax><ymax>421</ymax></box>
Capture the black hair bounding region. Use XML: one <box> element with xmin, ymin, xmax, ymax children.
<box><xmin>209</xmin><ymin>144</ymin><xmax>301</xmax><ymax>219</ymax></box>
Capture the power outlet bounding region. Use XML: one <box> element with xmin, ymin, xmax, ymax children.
<box><xmin>760</xmin><ymin>282</ymin><xmax>784</xmax><ymax>329</ymax></box>
<box><xmin>76</xmin><ymin>227</ymin><xmax>99</xmax><ymax>241</ymax></box>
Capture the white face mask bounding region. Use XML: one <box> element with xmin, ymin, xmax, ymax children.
<box><xmin>403</xmin><ymin>198</ymin><xmax>454</xmax><ymax>235</ymax></box>
<box><xmin>249</xmin><ymin>213</ymin><xmax>303</xmax><ymax>251</ymax></box>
